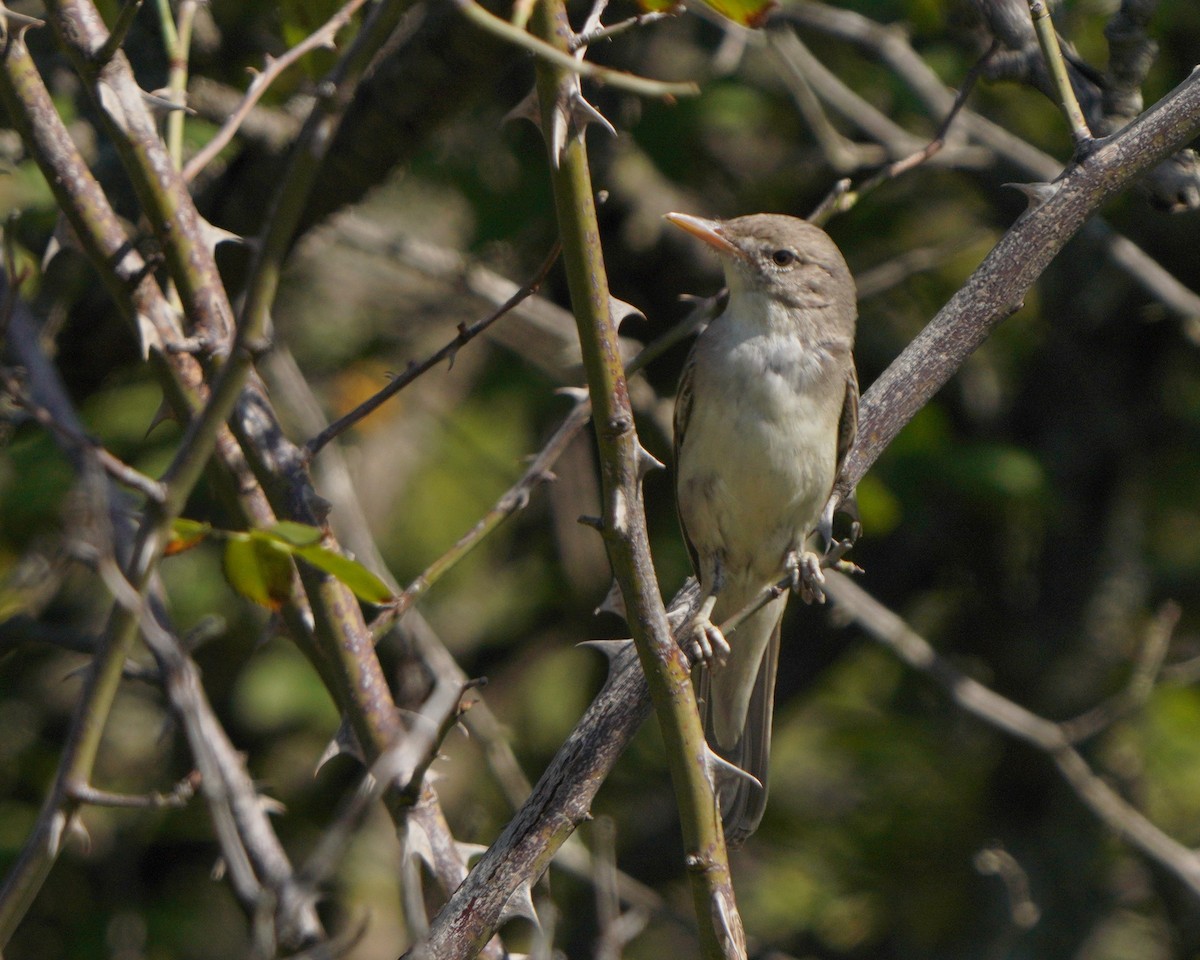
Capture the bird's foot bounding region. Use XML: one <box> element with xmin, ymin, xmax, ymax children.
<box><xmin>817</xmin><ymin>492</ymin><xmax>861</xmax><ymax>555</ymax></box>
<box><xmin>786</xmin><ymin>549</ymin><xmax>827</xmax><ymax>604</ymax></box>
<box><xmin>684</xmin><ymin>616</ymin><xmax>730</xmax><ymax>668</ymax></box>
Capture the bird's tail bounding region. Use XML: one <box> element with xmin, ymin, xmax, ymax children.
<box><xmin>698</xmin><ymin>615</ymin><xmax>780</xmax><ymax>847</ymax></box>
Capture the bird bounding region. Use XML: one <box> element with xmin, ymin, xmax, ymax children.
<box><xmin>666</xmin><ymin>211</ymin><xmax>859</xmax><ymax>844</ymax></box>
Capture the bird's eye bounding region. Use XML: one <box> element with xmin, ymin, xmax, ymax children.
<box><xmin>771</xmin><ymin>249</ymin><xmax>796</xmax><ymax>267</ymax></box>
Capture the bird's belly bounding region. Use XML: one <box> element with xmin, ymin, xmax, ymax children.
<box><xmin>677</xmin><ymin>370</ymin><xmax>838</xmax><ymax>587</ymax></box>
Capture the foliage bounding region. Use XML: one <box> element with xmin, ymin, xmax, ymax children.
<box><xmin>1</xmin><ymin>0</ymin><xmax>1200</xmax><ymax>958</ymax></box>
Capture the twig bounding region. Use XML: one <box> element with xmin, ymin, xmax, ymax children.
<box><xmin>68</xmin><ymin>776</ymin><xmax>198</xmax><ymax>809</ymax></box>
<box><xmin>814</xmin><ymin>39</ymin><xmax>996</xmax><ymax>223</ymax></box>
<box><xmin>451</xmin><ymin>0</ymin><xmax>698</xmax><ymax>100</ymax></box>
<box><xmin>973</xmin><ymin>845</ymin><xmax>1040</xmax><ymax>944</ymax></box>
<box><xmin>1060</xmin><ymin>601</ymin><xmax>1180</xmax><ymax>743</ymax></box>
<box><xmin>1</xmin><ymin>368</ymin><xmax>166</xmax><ymax>502</ymax></box>
<box><xmin>572</xmin><ymin>9</ymin><xmax>673</xmax><ymax>50</ymax></box>
<box><xmin>1099</xmin><ymin>0</ymin><xmax>1158</xmax><ymax>134</ymax></box>
<box><xmin>767</xmin><ymin>29</ymin><xmax>886</xmax><ymax>174</ymax></box>
<box><xmin>155</xmin><ymin>0</ymin><xmax>198</xmax><ymax>168</ymax></box>
<box><xmin>1024</xmin><ymin>0</ymin><xmax>1093</xmax><ymax>151</ymax></box>
<box><xmin>182</xmin><ymin>0</ymin><xmax>372</xmax><ymax>183</ymax></box>
<box><xmin>95</xmin><ymin>0</ymin><xmax>142</xmax><ymax>64</ymax></box>
<box><xmin>853</xmin><ymin>232</ymin><xmax>993</xmax><ymax>300</ymax></box>
<box><xmin>305</xmin><ymin>241</ymin><xmax>562</xmax><ymax>460</ymax></box>
<box><xmin>828</xmin><ymin>66</ymin><xmax>1200</xmax><ymax>512</ymax></box>
<box><xmin>378</xmin><ymin>395</ymin><xmax>589</xmax><ymax>628</ymax></box>
<box><xmin>823</xmin><ymin>570</ymin><xmax>1200</xmax><ymax>898</ymax></box>
<box><xmin>373</xmin><ymin>293</ymin><xmax>717</xmax><ymax>631</ymax></box>
<box><xmin>783</xmin><ymin>1</ymin><xmax>1200</xmax><ymax>312</ymax></box>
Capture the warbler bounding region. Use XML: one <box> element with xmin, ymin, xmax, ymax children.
<box><xmin>668</xmin><ymin>212</ymin><xmax>858</xmax><ymax>843</ymax></box>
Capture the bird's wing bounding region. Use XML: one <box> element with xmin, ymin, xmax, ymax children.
<box><xmin>835</xmin><ymin>364</ymin><xmax>859</xmax><ymax>485</ymax></box>
<box><xmin>673</xmin><ymin>347</ymin><xmax>701</xmax><ymax>575</ymax></box>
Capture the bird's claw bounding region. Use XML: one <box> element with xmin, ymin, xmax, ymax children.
<box><xmin>818</xmin><ymin>493</ymin><xmax>860</xmax><ymax>555</ymax></box>
<box><xmin>786</xmin><ymin>549</ymin><xmax>827</xmax><ymax>604</ymax></box>
<box><xmin>685</xmin><ymin>617</ymin><xmax>730</xmax><ymax>668</ymax></box>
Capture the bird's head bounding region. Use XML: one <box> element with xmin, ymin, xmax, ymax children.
<box><xmin>664</xmin><ymin>212</ymin><xmax>856</xmax><ymax>325</ymax></box>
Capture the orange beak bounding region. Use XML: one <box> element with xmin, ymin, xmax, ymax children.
<box><xmin>664</xmin><ymin>212</ymin><xmax>744</xmax><ymax>260</ymax></box>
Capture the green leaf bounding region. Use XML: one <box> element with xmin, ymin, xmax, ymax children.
<box><xmin>167</xmin><ymin>518</ymin><xmax>213</xmax><ymax>556</ymax></box>
<box><xmin>636</xmin><ymin>0</ymin><xmax>773</xmax><ymax>28</ymax></box>
<box><xmin>266</xmin><ymin>521</ymin><xmax>325</xmax><ymax>548</ymax></box>
<box><xmin>223</xmin><ymin>534</ymin><xmax>294</xmax><ymax>609</ymax></box>
<box><xmin>294</xmin><ymin>544</ymin><xmax>394</xmax><ymax>605</ymax></box>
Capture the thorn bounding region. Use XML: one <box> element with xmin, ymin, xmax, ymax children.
<box><xmin>1004</xmin><ymin>181</ymin><xmax>1057</xmax><ymax>213</ymax></box>
<box><xmin>403</xmin><ymin>818</ymin><xmax>436</xmax><ymax>870</ymax></box>
<box><xmin>455</xmin><ymin>841</ymin><xmax>489</xmax><ymax>865</ymax></box>
<box><xmin>0</xmin><ymin>4</ymin><xmax>45</xmax><ymax>41</ymax></box>
<box><xmin>504</xmin><ymin>87</ymin><xmax>541</xmax><ymax>128</ymax></box>
<box><xmin>500</xmin><ymin>880</ymin><xmax>540</xmax><ymax>927</ymax></box>
<box><xmin>146</xmin><ymin>397</ymin><xmax>178</xmax><ymax>437</ymax></box>
<box><xmin>258</xmin><ymin>794</ymin><xmax>287</xmax><ymax>816</ymax></box>
<box><xmin>135</xmin><ymin>311</ymin><xmax>163</xmax><ymax>359</ymax></box>
<box><xmin>549</xmin><ymin>94</ymin><xmax>569</xmax><ymax>169</ymax></box>
<box><xmin>40</xmin><ymin>233</ymin><xmax>63</xmax><ymax>272</ymax></box>
<box><xmin>315</xmin><ymin>717</ymin><xmax>366</xmax><ymax>775</ymax></box>
<box><xmin>577</xmin><ymin>637</ymin><xmax>635</xmax><ymax>659</ymax></box>
<box><xmin>571</xmin><ymin>89</ymin><xmax>617</xmax><ymax>138</ymax></box>
<box><xmin>635</xmin><ymin>443</ymin><xmax>665</xmax><ymax>479</ymax></box>
<box><xmin>593</xmin><ymin>578</ymin><xmax>627</xmax><ymax>620</ymax></box>
<box><xmin>555</xmin><ymin>386</ymin><xmax>590</xmax><ymax>403</ymax></box>
<box><xmin>703</xmin><ymin>743</ymin><xmax>761</xmax><ymax>793</ymax></box>
<box><xmin>47</xmin><ymin>809</ymin><xmax>68</xmax><ymax>854</ymax></box>
<box><xmin>143</xmin><ymin>87</ymin><xmax>193</xmax><ymax>116</ymax></box>
<box><xmin>198</xmin><ymin>216</ymin><xmax>245</xmax><ymax>254</ymax></box>
<box><xmin>578</xmin><ymin>514</ymin><xmax>604</xmax><ymax>530</ymax></box>
<box><xmin>67</xmin><ymin>815</ymin><xmax>92</xmax><ymax>854</ymax></box>
<box><xmin>609</xmin><ymin>295</ymin><xmax>645</xmax><ymax>328</ymax></box>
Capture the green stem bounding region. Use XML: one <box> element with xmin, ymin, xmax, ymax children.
<box><xmin>164</xmin><ymin>0</ymin><xmax>197</xmax><ymax>168</ymax></box>
<box><xmin>531</xmin><ymin>2</ymin><xmax>744</xmax><ymax>957</ymax></box>
<box><xmin>1026</xmin><ymin>0</ymin><xmax>1093</xmax><ymax>150</ymax></box>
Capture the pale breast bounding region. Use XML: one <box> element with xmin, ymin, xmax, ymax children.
<box><xmin>676</xmin><ymin>326</ymin><xmax>842</xmax><ymax>585</ymax></box>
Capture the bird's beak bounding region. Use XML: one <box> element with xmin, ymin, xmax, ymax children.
<box><xmin>664</xmin><ymin>212</ymin><xmax>744</xmax><ymax>260</ymax></box>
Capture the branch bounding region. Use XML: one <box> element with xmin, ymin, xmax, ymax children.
<box><xmin>451</xmin><ymin>0</ymin><xmax>698</xmax><ymax>100</ymax></box>
<box><xmin>305</xmin><ymin>241</ymin><xmax>562</xmax><ymax>460</ymax></box>
<box><xmin>182</xmin><ymin>0</ymin><xmax>372</xmax><ymax>183</ymax></box>
<box><xmin>529</xmin><ymin>5</ymin><xmax>742</xmax><ymax>950</ymax></box>
<box><xmin>1024</xmin><ymin>0</ymin><xmax>1093</xmax><ymax>150</ymax></box>
<box><xmin>0</xmin><ymin>282</ymin><xmax>325</xmax><ymax>949</ymax></box>
<box><xmin>406</xmin><ymin>0</ymin><xmax>737</xmax><ymax>952</ymax></box>
<box><xmin>823</xmin><ymin>571</ymin><xmax>1200</xmax><ymax>898</ymax></box>
<box><xmin>782</xmin><ymin>1</ymin><xmax>1200</xmax><ymax>315</ymax></box>
<box><xmin>829</xmin><ymin>66</ymin><xmax>1200</xmax><ymax>511</ymax></box>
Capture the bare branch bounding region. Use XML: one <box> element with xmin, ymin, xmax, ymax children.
<box><xmin>451</xmin><ymin>0</ymin><xmax>698</xmax><ymax>100</ymax></box>
<box><xmin>830</xmin><ymin>67</ymin><xmax>1200</xmax><ymax>509</ymax></box>
<box><xmin>68</xmin><ymin>776</ymin><xmax>198</xmax><ymax>810</ymax></box>
<box><xmin>182</xmin><ymin>0</ymin><xmax>372</xmax><ymax>183</ymax></box>
<box><xmin>306</xmin><ymin>241</ymin><xmax>562</xmax><ymax>460</ymax></box>
<box><xmin>824</xmin><ymin>570</ymin><xmax>1200</xmax><ymax>898</ymax></box>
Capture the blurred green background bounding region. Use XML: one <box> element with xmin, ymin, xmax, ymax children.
<box><xmin>3</xmin><ymin>0</ymin><xmax>1200</xmax><ymax>957</ymax></box>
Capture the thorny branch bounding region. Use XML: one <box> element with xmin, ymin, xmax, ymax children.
<box><xmin>182</xmin><ymin>0</ymin><xmax>372</xmax><ymax>183</ymax></box>
<box><xmin>305</xmin><ymin>241</ymin><xmax>562</xmax><ymax>460</ymax></box>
